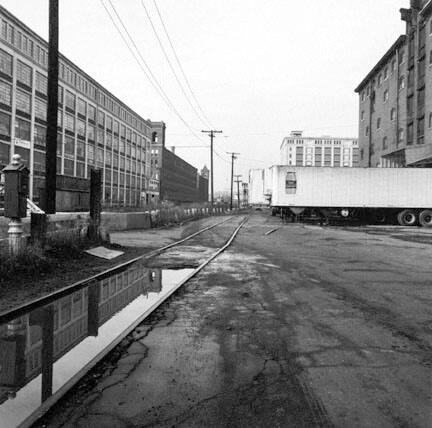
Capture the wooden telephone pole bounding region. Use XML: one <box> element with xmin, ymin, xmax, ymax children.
<box><xmin>234</xmin><ymin>175</ymin><xmax>242</xmax><ymax>209</ymax></box>
<box><xmin>202</xmin><ymin>130</ymin><xmax>222</xmax><ymax>212</ymax></box>
<box><xmin>226</xmin><ymin>152</ymin><xmax>240</xmax><ymax>210</ymax></box>
<box><xmin>45</xmin><ymin>0</ymin><xmax>59</xmax><ymax>213</ymax></box>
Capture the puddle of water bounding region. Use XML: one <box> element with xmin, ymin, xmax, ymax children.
<box><xmin>0</xmin><ymin>261</ymin><xmax>193</xmax><ymax>428</ymax></box>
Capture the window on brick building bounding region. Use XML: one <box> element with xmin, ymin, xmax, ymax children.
<box><xmin>384</xmin><ymin>67</ymin><xmax>388</xmax><ymax>80</ymax></box>
<box><xmin>398</xmin><ymin>128</ymin><xmax>404</xmax><ymax>144</ymax></box>
<box><xmin>391</xmin><ymin>108</ymin><xmax>396</xmax><ymax>121</ymax></box>
<box><xmin>391</xmin><ymin>59</ymin><xmax>396</xmax><ymax>73</ymax></box>
<box><xmin>399</xmin><ymin>50</ymin><xmax>405</xmax><ymax>65</ymax></box>
<box><xmin>365</xmin><ymin>126</ymin><xmax>369</xmax><ymax>137</ymax></box>
<box><xmin>361</xmin><ymin>110</ymin><xmax>364</xmax><ymax>121</ymax></box>
<box><xmin>429</xmin><ymin>112</ymin><xmax>432</xmax><ymax>128</ymax></box>
<box><xmin>377</xmin><ymin>118</ymin><xmax>381</xmax><ymax>129</ymax></box>
<box><xmin>383</xmin><ymin>90</ymin><xmax>389</xmax><ymax>102</ymax></box>
<box><xmin>399</xmin><ymin>76</ymin><xmax>405</xmax><ymax>91</ymax></box>
<box><xmin>382</xmin><ymin>136</ymin><xmax>388</xmax><ymax>150</ymax></box>
<box><xmin>377</xmin><ymin>74</ymin><xmax>382</xmax><ymax>86</ymax></box>
<box><xmin>430</xmin><ymin>18</ymin><xmax>432</xmax><ymax>35</ymax></box>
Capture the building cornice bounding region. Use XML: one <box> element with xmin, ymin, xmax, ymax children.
<box><xmin>354</xmin><ymin>35</ymin><xmax>407</xmax><ymax>93</ymax></box>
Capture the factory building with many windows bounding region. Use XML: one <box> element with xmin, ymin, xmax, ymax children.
<box><xmin>280</xmin><ymin>131</ymin><xmax>359</xmax><ymax>167</ymax></box>
<box><xmin>0</xmin><ymin>5</ymin><xmax>159</xmax><ymax>210</ymax></box>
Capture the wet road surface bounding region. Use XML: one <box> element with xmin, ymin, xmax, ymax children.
<box><xmin>37</xmin><ymin>212</ymin><xmax>432</xmax><ymax>427</ymax></box>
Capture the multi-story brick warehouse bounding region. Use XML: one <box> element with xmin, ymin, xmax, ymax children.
<box><xmin>161</xmin><ymin>147</ymin><xmax>208</xmax><ymax>203</ymax></box>
<box><xmin>280</xmin><ymin>131</ymin><xmax>359</xmax><ymax>167</ymax></box>
<box><xmin>355</xmin><ymin>0</ymin><xmax>432</xmax><ymax>167</ymax></box>
<box><xmin>0</xmin><ymin>5</ymin><xmax>160</xmax><ymax>210</ymax></box>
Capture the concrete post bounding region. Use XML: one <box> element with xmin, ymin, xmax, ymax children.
<box><xmin>8</xmin><ymin>218</ymin><xmax>24</xmax><ymax>257</ymax></box>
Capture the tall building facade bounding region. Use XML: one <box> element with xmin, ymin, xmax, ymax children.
<box><xmin>0</xmin><ymin>5</ymin><xmax>158</xmax><ymax>209</ymax></box>
<box><xmin>280</xmin><ymin>131</ymin><xmax>359</xmax><ymax>167</ymax></box>
<box><xmin>355</xmin><ymin>0</ymin><xmax>432</xmax><ymax>167</ymax></box>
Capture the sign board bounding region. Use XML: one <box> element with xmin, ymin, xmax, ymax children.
<box><xmin>85</xmin><ymin>246</ymin><xmax>124</xmax><ymax>260</ymax></box>
<box><xmin>14</xmin><ymin>138</ymin><xmax>30</xmax><ymax>149</ymax></box>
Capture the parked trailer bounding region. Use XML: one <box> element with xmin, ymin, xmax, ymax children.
<box><xmin>270</xmin><ymin>166</ymin><xmax>432</xmax><ymax>227</ymax></box>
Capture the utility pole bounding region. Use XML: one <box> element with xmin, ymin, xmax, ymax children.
<box><xmin>226</xmin><ymin>152</ymin><xmax>239</xmax><ymax>210</ymax></box>
<box><xmin>234</xmin><ymin>175</ymin><xmax>242</xmax><ymax>209</ymax></box>
<box><xmin>202</xmin><ymin>130</ymin><xmax>222</xmax><ymax>212</ymax></box>
<box><xmin>45</xmin><ymin>0</ymin><xmax>59</xmax><ymax>214</ymax></box>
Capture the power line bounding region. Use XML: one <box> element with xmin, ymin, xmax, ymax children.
<box><xmin>101</xmin><ymin>0</ymin><xmax>206</xmax><ymax>144</ymax></box>
<box><xmin>140</xmin><ymin>0</ymin><xmax>210</xmax><ymax>129</ymax></box>
<box><xmin>152</xmin><ymin>0</ymin><xmax>215</xmax><ymax>129</ymax></box>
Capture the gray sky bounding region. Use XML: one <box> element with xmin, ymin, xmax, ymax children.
<box><xmin>0</xmin><ymin>0</ymin><xmax>407</xmax><ymax>191</ymax></box>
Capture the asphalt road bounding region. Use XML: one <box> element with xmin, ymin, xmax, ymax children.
<box><xmin>39</xmin><ymin>211</ymin><xmax>432</xmax><ymax>427</ymax></box>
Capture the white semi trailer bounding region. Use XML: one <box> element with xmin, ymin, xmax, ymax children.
<box><xmin>270</xmin><ymin>166</ymin><xmax>432</xmax><ymax>227</ymax></box>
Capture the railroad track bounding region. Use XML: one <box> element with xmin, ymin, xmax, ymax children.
<box><xmin>0</xmin><ymin>215</ymin><xmax>248</xmax><ymax>428</ymax></box>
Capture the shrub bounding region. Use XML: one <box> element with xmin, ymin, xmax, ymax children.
<box><xmin>0</xmin><ymin>244</ymin><xmax>51</xmax><ymax>283</ymax></box>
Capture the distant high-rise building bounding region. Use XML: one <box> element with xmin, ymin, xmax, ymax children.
<box><xmin>355</xmin><ymin>0</ymin><xmax>432</xmax><ymax>167</ymax></box>
<box><xmin>280</xmin><ymin>131</ymin><xmax>359</xmax><ymax>167</ymax></box>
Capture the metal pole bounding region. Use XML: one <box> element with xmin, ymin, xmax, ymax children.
<box><xmin>45</xmin><ymin>0</ymin><xmax>59</xmax><ymax>214</ymax></box>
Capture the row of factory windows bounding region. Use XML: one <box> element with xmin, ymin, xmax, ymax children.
<box><xmin>0</xmin><ymin>19</ymin><xmax>149</xmax><ymax>134</ymax></box>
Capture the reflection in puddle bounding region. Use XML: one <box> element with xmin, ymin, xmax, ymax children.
<box><xmin>0</xmin><ymin>261</ymin><xmax>193</xmax><ymax>428</ymax></box>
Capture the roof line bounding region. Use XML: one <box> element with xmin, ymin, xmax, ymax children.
<box><xmin>354</xmin><ymin>35</ymin><xmax>406</xmax><ymax>93</ymax></box>
<box><xmin>0</xmin><ymin>5</ymin><xmax>154</xmax><ymax>129</ymax></box>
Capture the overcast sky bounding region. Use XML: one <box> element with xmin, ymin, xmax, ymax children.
<box><xmin>0</xmin><ymin>0</ymin><xmax>407</xmax><ymax>191</ymax></box>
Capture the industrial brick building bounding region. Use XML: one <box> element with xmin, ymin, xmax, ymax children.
<box><xmin>355</xmin><ymin>0</ymin><xmax>432</xmax><ymax>167</ymax></box>
<box><xmin>0</xmin><ymin>5</ymin><xmax>160</xmax><ymax>211</ymax></box>
<box><xmin>280</xmin><ymin>131</ymin><xmax>360</xmax><ymax>167</ymax></box>
<box><xmin>149</xmin><ymin>124</ymin><xmax>208</xmax><ymax>203</ymax></box>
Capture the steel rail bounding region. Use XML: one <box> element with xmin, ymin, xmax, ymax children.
<box><xmin>0</xmin><ymin>215</ymin><xmax>235</xmax><ymax>323</ymax></box>
<box><xmin>22</xmin><ymin>215</ymin><xmax>249</xmax><ymax>428</ymax></box>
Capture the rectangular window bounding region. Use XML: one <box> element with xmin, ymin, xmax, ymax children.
<box><xmin>35</xmin><ymin>72</ymin><xmax>47</xmax><ymax>94</ymax></box>
<box><xmin>65</xmin><ymin>90</ymin><xmax>75</xmax><ymax>111</ymax></box>
<box><xmin>58</xmin><ymin>85</ymin><xmax>63</xmax><ymax>104</ymax></box>
<box><xmin>77</xmin><ymin>118</ymin><xmax>86</xmax><ymax>138</ymax></box>
<box><xmin>16</xmin><ymin>60</ymin><xmax>32</xmax><ymax>86</ymax></box>
<box><xmin>57</xmin><ymin>133</ymin><xmax>62</xmax><ymax>156</ymax></box>
<box><xmin>77</xmin><ymin>98</ymin><xmax>86</xmax><ymax>116</ymax></box>
<box><xmin>15</xmin><ymin>88</ymin><xmax>31</xmax><ymax>113</ymax></box>
<box><xmin>33</xmin><ymin>150</ymin><xmax>45</xmax><ymax>172</ymax></box>
<box><xmin>0</xmin><ymin>111</ymin><xmax>10</xmax><ymax>137</ymax></box>
<box><xmin>64</xmin><ymin>158</ymin><xmax>74</xmax><ymax>176</ymax></box>
<box><xmin>87</xmin><ymin>144</ymin><xmax>95</xmax><ymax>164</ymax></box>
<box><xmin>113</xmin><ymin>120</ymin><xmax>119</xmax><ymax>134</ymax></box>
<box><xmin>15</xmin><ymin>117</ymin><xmax>30</xmax><ymax>141</ymax></box>
<box><xmin>65</xmin><ymin>113</ymin><xmax>75</xmax><ymax>132</ymax></box>
<box><xmin>87</xmin><ymin>123</ymin><xmax>95</xmax><ymax>141</ymax></box>
<box><xmin>0</xmin><ymin>80</ymin><xmax>11</xmax><ymax>106</ymax></box>
<box><xmin>97</xmin><ymin>128</ymin><xmax>104</xmax><ymax>144</ymax></box>
<box><xmin>98</xmin><ymin>111</ymin><xmax>104</xmax><ymax>127</ymax></box>
<box><xmin>96</xmin><ymin>147</ymin><xmax>104</xmax><ymax>166</ymax></box>
<box><xmin>34</xmin><ymin>124</ymin><xmax>46</xmax><ymax>147</ymax></box>
<box><xmin>76</xmin><ymin>161</ymin><xmax>85</xmax><ymax>178</ymax></box>
<box><xmin>88</xmin><ymin>104</ymin><xmax>96</xmax><ymax>121</ymax></box>
<box><xmin>57</xmin><ymin>109</ymin><xmax>63</xmax><ymax>128</ymax></box>
<box><xmin>64</xmin><ymin>135</ymin><xmax>75</xmax><ymax>158</ymax></box>
<box><xmin>35</xmin><ymin>97</ymin><xmax>47</xmax><ymax>121</ymax></box>
<box><xmin>106</xmin><ymin>115</ymin><xmax>112</xmax><ymax>131</ymax></box>
<box><xmin>285</xmin><ymin>172</ymin><xmax>296</xmax><ymax>194</ymax></box>
<box><xmin>76</xmin><ymin>140</ymin><xmax>85</xmax><ymax>159</ymax></box>
<box><xmin>0</xmin><ymin>48</ymin><xmax>12</xmax><ymax>76</ymax></box>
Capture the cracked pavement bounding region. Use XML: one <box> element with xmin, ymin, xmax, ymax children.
<box><xmin>37</xmin><ymin>212</ymin><xmax>432</xmax><ymax>427</ymax></box>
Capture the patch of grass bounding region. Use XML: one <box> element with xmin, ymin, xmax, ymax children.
<box><xmin>0</xmin><ymin>244</ymin><xmax>52</xmax><ymax>283</ymax></box>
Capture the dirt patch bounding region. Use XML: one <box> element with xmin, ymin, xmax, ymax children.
<box><xmin>0</xmin><ymin>243</ymin><xmax>148</xmax><ymax>314</ymax></box>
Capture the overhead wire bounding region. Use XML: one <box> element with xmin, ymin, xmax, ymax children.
<box><xmin>152</xmin><ymin>0</ymin><xmax>215</xmax><ymax>129</ymax></box>
<box><xmin>140</xmin><ymin>0</ymin><xmax>211</xmax><ymax>130</ymax></box>
<box><xmin>101</xmin><ymin>0</ymin><xmax>207</xmax><ymax>146</ymax></box>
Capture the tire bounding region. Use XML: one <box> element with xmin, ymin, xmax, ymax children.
<box><xmin>368</xmin><ymin>209</ymin><xmax>387</xmax><ymax>224</ymax></box>
<box><xmin>419</xmin><ymin>210</ymin><xmax>432</xmax><ymax>227</ymax></box>
<box><xmin>397</xmin><ymin>209</ymin><xmax>417</xmax><ymax>226</ymax></box>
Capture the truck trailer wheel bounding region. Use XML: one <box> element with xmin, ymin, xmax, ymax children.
<box><xmin>397</xmin><ymin>209</ymin><xmax>417</xmax><ymax>226</ymax></box>
<box><xmin>419</xmin><ymin>210</ymin><xmax>432</xmax><ymax>227</ymax></box>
